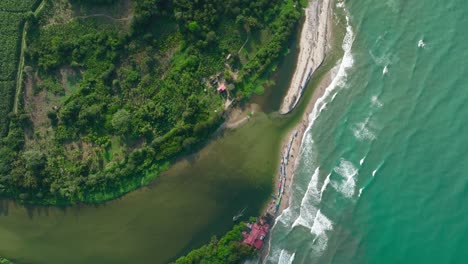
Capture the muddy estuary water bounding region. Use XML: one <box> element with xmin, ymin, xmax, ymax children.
<box><xmin>0</xmin><ymin>8</ymin><xmax>346</xmax><ymax>264</ymax></box>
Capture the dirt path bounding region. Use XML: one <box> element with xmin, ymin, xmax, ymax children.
<box><xmin>13</xmin><ymin>0</ymin><xmax>46</xmax><ymax>114</ymax></box>
<box><xmin>73</xmin><ymin>13</ymin><xmax>133</xmax><ymax>21</ymax></box>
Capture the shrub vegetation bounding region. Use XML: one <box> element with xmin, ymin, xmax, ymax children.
<box><xmin>0</xmin><ymin>0</ymin><xmax>302</xmax><ymax>204</ymax></box>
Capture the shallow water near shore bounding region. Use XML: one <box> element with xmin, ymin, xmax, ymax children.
<box><xmin>267</xmin><ymin>0</ymin><xmax>468</xmax><ymax>263</ymax></box>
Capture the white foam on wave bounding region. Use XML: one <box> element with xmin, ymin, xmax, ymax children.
<box><xmin>371</xmin><ymin>95</ymin><xmax>383</xmax><ymax>108</ymax></box>
<box><xmin>359</xmin><ymin>157</ymin><xmax>365</xmax><ymax>165</ymax></box>
<box><xmin>331</xmin><ymin>92</ymin><xmax>338</xmax><ymax>101</ymax></box>
<box><xmin>369</xmin><ymin>50</ymin><xmax>391</xmax><ymax>67</ymax></box>
<box><xmin>292</xmin><ymin>15</ymin><xmax>355</xmax><ymax>229</ymax></box>
<box><xmin>278</xmin><ymin>250</ymin><xmax>296</xmax><ymax>264</ymax></box>
<box><xmin>352</xmin><ymin>117</ymin><xmax>376</xmax><ymax>141</ymax></box>
<box><xmin>310</xmin><ymin>209</ymin><xmax>333</xmax><ymax>235</ymax></box>
<box><xmin>418</xmin><ymin>39</ymin><xmax>426</xmax><ymax>48</ymax></box>
<box><xmin>319</xmin><ymin>173</ymin><xmax>331</xmax><ymax>200</ymax></box>
<box><xmin>277</xmin><ymin>207</ymin><xmax>294</xmax><ymax>226</ymax></box>
<box><xmin>301</xmin><ymin>14</ymin><xmax>355</xmax><ymax>144</ymax></box>
<box><xmin>371</xmin><ymin>162</ymin><xmax>384</xmax><ymax>177</ymax></box>
<box><xmin>292</xmin><ymin>167</ymin><xmax>320</xmax><ymax>229</ymax></box>
<box><xmin>332</xmin><ymin>159</ymin><xmax>358</xmax><ymax>198</ymax></box>
<box><xmin>310</xmin><ymin>210</ymin><xmax>334</xmax><ymax>253</ymax></box>
<box><xmin>358</xmin><ymin>187</ymin><xmax>364</xmax><ymax>197</ymax></box>
<box><xmin>383</xmin><ymin>65</ymin><xmax>389</xmax><ymax>75</ymax></box>
<box><xmin>267</xmin><ymin>14</ymin><xmax>355</xmax><ymax>263</ymax></box>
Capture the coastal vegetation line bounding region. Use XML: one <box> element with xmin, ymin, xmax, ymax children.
<box><xmin>0</xmin><ymin>0</ymin><xmax>352</xmax><ymax>263</ymax></box>
<box><xmin>0</xmin><ymin>0</ymin><xmax>302</xmax><ymax>205</ymax></box>
<box><xmin>175</xmin><ymin>0</ymin><xmax>349</xmax><ymax>262</ymax></box>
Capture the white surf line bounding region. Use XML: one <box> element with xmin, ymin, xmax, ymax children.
<box><xmin>319</xmin><ymin>173</ymin><xmax>331</xmax><ymax>200</ymax></box>
<box><xmin>266</xmin><ymin>9</ymin><xmax>355</xmax><ymax>263</ymax></box>
<box><xmin>371</xmin><ymin>161</ymin><xmax>384</xmax><ymax>177</ymax></box>
<box><xmin>290</xmin><ymin>11</ymin><xmax>356</xmax><ymax>228</ymax></box>
<box><xmin>278</xmin><ymin>250</ymin><xmax>296</xmax><ymax>264</ymax></box>
<box><xmin>301</xmin><ymin>12</ymin><xmax>356</xmax><ymax>145</ymax></box>
<box><xmin>310</xmin><ymin>209</ymin><xmax>334</xmax><ymax>256</ymax></box>
<box><xmin>292</xmin><ymin>167</ymin><xmax>320</xmax><ymax>229</ymax></box>
<box><xmin>418</xmin><ymin>39</ymin><xmax>426</xmax><ymax>48</ymax></box>
<box><xmin>332</xmin><ymin>159</ymin><xmax>358</xmax><ymax>198</ymax></box>
<box><xmin>383</xmin><ymin>65</ymin><xmax>389</xmax><ymax>75</ymax></box>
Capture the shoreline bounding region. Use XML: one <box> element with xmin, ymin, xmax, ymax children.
<box><xmin>261</xmin><ymin>0</ymin><xmax>339</xmax><ymax>261</ymax></box>
<box><xmin>259</xmin><ymin>63</ymin><xmax>338</xmax><ymax>262</ymax></box>
<box><xmin>276</xmin><ymin>66</ymin><xmax>337</xmax><ymax>216</ymax></box>
<box><xmin>279</xmin><ymin>0</ymin><xmax>333</xmax><ymax>114</ymax></box>
<box><xmin>259</xmin><ymin>61</ymin><xmax>339</xmax><ymax>263</ymax></box>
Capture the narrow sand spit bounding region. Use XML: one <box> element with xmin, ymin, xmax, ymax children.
<box><xmin>260</xmin><ymin>66</ymin><xmax>339</xmax><ymax>262</ymax></box>
<box><xmin>279</xmin><ymin>0</ymin><xmax>333</xmax><ymax>114</ymax></box>
<box><xmin>277</xmin><ymin>66</ymin><xmax>338</xmax><ymax>215</ymax></box>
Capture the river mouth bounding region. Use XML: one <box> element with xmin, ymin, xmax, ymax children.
<box><xmin>0</xmin><ymin>6</ymin><xmax>347</xmax><ymax>264</ymax></box>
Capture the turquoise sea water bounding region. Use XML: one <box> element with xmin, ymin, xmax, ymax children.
<box><xmin>267</xmin><ymin>0</ymin><xmax>468</xmax><ymax>263</ymax></box>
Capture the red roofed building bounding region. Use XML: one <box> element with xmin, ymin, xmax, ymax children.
<box><xmin>242</xmin><ymin>219</ymin><xmax>270</xmax><ymax>249</ymax></box>
<box><xmin>217</xmin><ymin>83</ymin><xmax>226</xmax><ymax>92</ymax></box>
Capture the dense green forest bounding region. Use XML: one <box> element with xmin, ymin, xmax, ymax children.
<box><xmin>0</xmin><ymin>0</ymin><xmax>302</xmax><ymax>204</ymax></box>
<box><xmin>0</xmin><ymin>257</ymin><xmax>14</xmax><ymax>264</ymax></box>
<box><xmin>174</xmin><ymin>222</ymin><xmax>255</xmax><ymax>264</ymax></box>
<box><xmin>0</xmin><ymin>11</ymin><xmax>25</xmax><ymax>136</ymax></box>
<box><xmin>0</xmin><ymin>0</ymin><xmax>39</xmax><ymax>12</ymax></box>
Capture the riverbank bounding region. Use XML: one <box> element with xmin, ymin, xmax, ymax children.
<box><xmin>279</xmin><ymin>0</ymin><xmax>333</xmax><ymax>114</ymax></box>
<box><xmin>0</xmin><ymin>2</ymin><xmax>339</xmax><ymax>264</ymax></box>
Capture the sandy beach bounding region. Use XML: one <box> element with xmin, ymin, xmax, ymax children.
<box><xmin>279</xmin><ymin>0</ymin><xmax>333</xmax><ymax>114</ymax></box>
<box><xmin>276</xmin><ymin>66</ymin><xmax>337</xmax><ymax>215</ymax></box>
<box><xmin>259</xmin><ymin>0</ymin><xmax>337</xmax><ymax>260</ymax></box>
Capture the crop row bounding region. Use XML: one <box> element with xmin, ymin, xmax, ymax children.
<box><xmin>0</xmin><ymin>12</ymin><xmax>23</xmax><ymax>80</ymax></box>
<box><xmin>0</xmin><ymin>81</ymin><xmax>16</xmax><ymax>136</ymax></box>
<box><xmin>0</xmin><ymin>0</ymin><xmax>39</xmax><ymax>12</ymax></box>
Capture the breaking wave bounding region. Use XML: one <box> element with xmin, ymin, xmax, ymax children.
<box><xmin>266</xmin><ymin>12</ymin><xmax>355</xmax><ymax>264</ymax></box>
<box><xmin>292</xmin><ymin>167</ymin><xmax>320</xmax><ymax>229</ymax></box>
<box><xmin>371</xmin><ymin>95</ymin><xmax>383</xmax><ymax>108</ymax></box>
<box><xmin>332</xmin><ymin>159</ymin><xmax>358</xmax><ymax>198</ymax></box>
<box><xmin>352</xmin><ymin>116</ymin><xmax>377</xmax><ymax>141</ymax></box>
<box><xmin>278</xmin><ymin>250</ymin><xmax>296</xmax><ymax>264</ymax></box>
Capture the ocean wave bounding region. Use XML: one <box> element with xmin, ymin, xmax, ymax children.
<box><xmin>371</xmin><ymin>95</ymin><xmax>383</xmax><ymax>108</ymax></box>
<box><xmin>278</xmin><ymin>250</ymin><xmax>296</xmax><ymax>264</ymax></box>
<box><xmin>352</xmin><ymin>116</ymin><xmax>377</xmax><ymax>141</ymax></box>
<box><xmin>352</xmin><ymin>122</ymin><xmax>376</xmax><ymax>141</ymax></box>
<box><xmin>332</xmin><ymin>159</ymin><xmax>358</xmax><ymax>198</ymax></box>
<box><xmin>277</xmin><ymin>207</ymin><xmax>294</xmax><ymax>226</ymax></box>
<box><xmin>310</xmin><ymin>209</ymin><xmax>333</xmax><ymax>236</ymax></box>
<box><xmin>319</xmin><ymin>173</ymin><xmax>331</xmax><ymax>200</ymax></box>
<box><xmin>292</xmin><ymin>167</ymin><xmax>320</xmax><ymax>229</ymax></box>
<box><xmin>267</xmin><ymin>12</ymin><xmax>355</xmax><ymax>264</ymax></box>
<box><xmin>383</xmin><ymin>65</ymin><xmax>389</xmax><ymax>75</ymax></box>
<box><xmin>302</xmin><ymin>14</ymin><xmax>355</xmax><ymax>139</ymax></box>
<box><xmin>310</xmin><ymin>210</ymin><xmax>334</xmax><ymax>254</ymax></box>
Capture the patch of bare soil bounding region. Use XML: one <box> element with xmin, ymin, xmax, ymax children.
<box><xmin>23</xmin><ymin>72</ymin><xmax>54</xmax><ymax>149</ymax></box>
